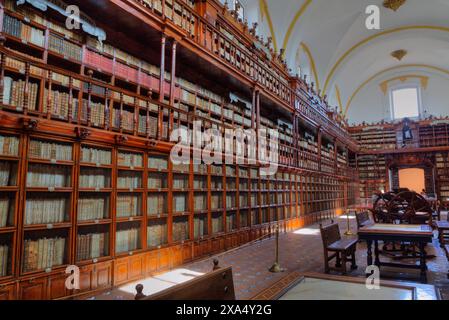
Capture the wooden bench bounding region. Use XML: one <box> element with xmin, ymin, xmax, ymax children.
<box><xmin>320</xmin><ymin>223</ymin><xmax>358</xmax><ymax>275</ymax></box>
<box><xmin>135</xmin><ymin>266</ymin><xmax>235</xmax><ymax>300</ymax></box>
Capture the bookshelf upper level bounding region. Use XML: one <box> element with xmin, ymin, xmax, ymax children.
<box><xmin>61</xmin><ymin>0</ymin><xmax>354</xmax><ymax>148</ymax></box>
<box><xmin>349</xmin><ymin>117</ymin><xmax>449</xmax><ymax>154</ymax></box>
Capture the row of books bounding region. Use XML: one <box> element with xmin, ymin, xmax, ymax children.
<box><xmin>112</xmin><ymin>108</ymin><xmax>135</xmax><ymax>131</ymax></box>
<box><xmin>147</xmin><ymin>194</ymin><xmax>168</xmax><ymax>215</ymax></box>
<box><xmin>0</xmin><ymin>162</ymin><xmax>15</xmax><ymax>186</ymax></box>
<box><xmin>116</xmin><ymin>194</ymin><xmax>142</xmax><ymax>217</ymax></box>
<box><xmin>78</xmin><ymin>196</ymin><xmax>108</xmax><ymax>221</ymax></box>
<box><xmin>81</xmin><ymin>147</ymin><xmax>112</xmax><ymax>165</ymax></box>
<box><xmin>0</xmin><ymin>197</ymin><xmax>11</xmax><ymax>228</ymax></box>
<box><xmin>49</xmin><ymin>33</ymin><xmax>82</xmax><ymax>62</ymax></box>
<box><xmin>0</xmin><ymin>135</ymin><xmax>19</xmax><ymax>157</ymax></box>
<box><xmin>147</xmin><ymin>222</ymin><xmax>168</xmax><ymax>247</ymax></box>
<box><xmin>173</xmin><ymin>175</ymin><xmax>189</xmax><ymax>189</ymax></box>
<box><xmin>81</xmin><ymin>100</ymin><xmax>106</xmax><ymax>127</ymax></box>
<box><xmin>0</xmin><ymin>245</ymin><xmax>8</xmax><ymax>277</ymax></box>
<box><xmin>25</xmin><ymin>197</ymin><xmax>67</xmax><ymax>225</ymax></box>
<box><xmin>211</xmin><ymin>214</ymin><xmax>224</xmax><ymax>234</ymax></box>
<box><xmin>22</xmin><ymin>237</ymin><xmax>66</xmax><ymax>272</ymax></box>
<box><xmin>226</xmin><ymin>213</ymin><xmax>237</xmax><ymax>231</ymax></box>
<box><xmin>76</xmin><ymin>232</ymin><xmax>108</xmax><ymax>261</ymax></box>
<box><xmin>194</xmin><ymin>216</ymin><xmax>207</xmax><ymax>239</ymax></box>
<box><xmin>26</xmin><ymin>164</ymin><xmax>71</xmax><ymax>188</ymax></box>
<box><xmin>115</xmin><ymin>228</ymin><xmax>140</xmax><ymax>253</ymax></box>
<box><xmin>43</xmin><ymin>89</ymin><xmax>78</xmax><ymax>120</ymax></box>
<box><xmin>3</xmin><ymin>77</ymin><xmax>39</xmax><ymax>111</ymax></box>
<box><xmin>4</xmin><ymin>14</ymin><xmax>45</xmax><ymax>47</ymax></box>
<box><xmin>148</xmin><ymin>156</ymin><xmax>168</xmax><ymax>170</ymax></box>
<box><xmin>172</xmin><ymin>218</ymin><xmax>189</xmax><ymax>242</ymax></box>
<box><xmin>29</xmin><ymin>139</ymin><xmax>73</xmax><ymax>161</ymax></box>
<box><xmin>194</xmin><ymin>194</ymin><xmax>208</xmax><ymax>211</ymax></box>
<box><xmin>117</xmin><ymin>173</ymin><xmax>142</xmax><ymax>189</ymax></box>
<box><xmin>173</xmin><ymin>194</ymin><xmax>188</xmax><ymax>213</ymax></box>
<box><xmin>79</xmin><ymin>169</ymin><xmax>111</xmax><ymax>189</ymax></box>
<box><xmin>148</xmin><ymin>174</ymin><xmax>168</xmax><ymax>189</ymax></box>
<box><xmin>118</xmin><ymin>152</ymin><xmax>143</xmax><ymax>168</ymax></box>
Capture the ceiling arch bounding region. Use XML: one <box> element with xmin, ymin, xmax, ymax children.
<box><xmin>239</xmin><ymin>0</ymin><xmax>449</xmax><ymax>122</ymax></box>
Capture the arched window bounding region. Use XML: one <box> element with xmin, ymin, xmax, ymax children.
<box><xmin>389</xmin><ymin>85</ymin><xmax>422</xmax><ymax>120</ymax></box>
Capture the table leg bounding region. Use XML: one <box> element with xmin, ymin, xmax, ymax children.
<box><xmin>374</xmin><ymin>240</ymin><xmax>381</xmax><ymax>267</ymax></box>
<box><xmin>419</xmin><ymin>242</ymin><xmax>428</xmax><ymax>284</ymax></box>
<box><xmin>367</xmin><ymin>240</ymin><xmax>373</xmax><ymax>267</ymax></box>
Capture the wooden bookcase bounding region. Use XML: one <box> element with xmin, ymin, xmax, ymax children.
<box><xmin>0</xmin><ymin>0</ymin><xmax>359</xmax><ymax>299</ymax></box>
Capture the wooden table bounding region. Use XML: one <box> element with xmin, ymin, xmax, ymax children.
<box><xmin>358</xmin><ymin>224</ymin><xmax>434</xmax><ymax>283</ymax></box>
<box><xmin>252</xmin><ymin>272</ymin><xmax>439</xmax><ymax>300</ymax></box>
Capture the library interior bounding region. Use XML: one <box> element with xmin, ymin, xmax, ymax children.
<box><xmin>0</xmin><ymin>0</ymin><xmax>448</xmax><ymax>301</ymax></box>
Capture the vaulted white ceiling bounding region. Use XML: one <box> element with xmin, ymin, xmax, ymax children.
<box><xmin>238</xmin><ymin>0</ymin><xmax>449</xmax><ymax>122</ymax></box>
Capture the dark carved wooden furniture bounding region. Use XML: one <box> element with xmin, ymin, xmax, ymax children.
<box><xmin>134</xmin><ymin>267</ymin><xmax>235</xmax><ymax>300</ymax></box>
<box><xmin>319</xmin><ymin>223</ymin><xmax>358</xmax><ymax>275</ymax></box>
<box><xmin>358</xmin><ymin>224</ymin><xmax>434</xmax><ymax>283</ymax></box>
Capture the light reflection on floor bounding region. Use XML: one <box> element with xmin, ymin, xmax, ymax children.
<box><xmin>118</xmin><ymin>269</ymin><xmax>205</xmax><ymax>296</ymax></box>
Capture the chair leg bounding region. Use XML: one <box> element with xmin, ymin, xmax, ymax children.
<box><xmin>341</xmin><ymin>254</ymin><xmax>347</xmax><ymax>275</ymax></box>
<box><xmin>324</xmin><ymin>252</ymin><xmax>330</xmax><ymax>274</ymax></box>
<box><xmin>351</xmin><ymin>248</ymin><xmax>358</xmax><ymax>270</ymax></box>
<box><xmin>335</xmin><ymin>252</ymin><xmax>342</xmax><ymax>268</ymax></box>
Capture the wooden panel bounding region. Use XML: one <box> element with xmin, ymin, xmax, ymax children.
<box><xmin>145</xmin><ymin>251</ymin><xmax>159</xmax><ymax>274</ymax></box>
<box><xmin>19</xmin><ymin>278</ymin><xmax>47</xmax><ymax>300</ymax></box>
<box><xmin>159</xmin><ymin>248</ymin><xmax>170</xmax><ymax>270</ymax></box>
<box><xmin>95</xmin><ymin>261</ymin><xmax>112</xmax><ymax>289</ymax></box>
<box><xmin>128</xmin><ymin>255</ymin><xmax>144</xmax><ymax>280</ymax></box>
<box><xmin>79</xmin><ymin>265</ymin><xmax>95</xmax><ymax>292</ymax></box>
<box><xmin>170</xmin><ymin>245</ymin><xmax>183</xmax><ymax>268</ymax></box>
<box><xmin>113</xmin><ymin>259</ymin><xmax>129</xmax><ymax>285</ymax></box>
<box><xmin>0</xmin><ymin>283</ymin><xmax>16</xmax><ymax>300</ymax></box>
<box><xmin>48</xmin><ymin>273</ymin><xmax>70</xmax><ymax>300</ymax></box>
<box><xmin>182</xmin><ymin>243</ymin><xmax>193</xmax><ymax>263</ymax></box>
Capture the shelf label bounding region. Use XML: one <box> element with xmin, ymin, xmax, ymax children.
<box><xmin>96</xmin><ymin>162</ymin><xmax>101</xmax><ymax>167</ymax></box>
<box><xmin>94</xmin><ymin>219</ymin><xmax>100</xmax><ymax>224</ymax></box>
<box><xmin>16</xmin><ymin>107</ymin><xmax>23</xmax><ymax>112</ymax></box>
<box><xmin>129</xmin><ymin>217</ymin><xmax>134</xmax><ymax>221</ymax></box>
<box><xmin>130</xmin><ymin>166</ymin><xmax>134</xmax><ymax>170</ymax></box>
<box><xmin>157</xmin><ymin>245</ymin><xmax>161</xmax><ymax>249</ymax></box>
<box><xmin>45</xmin><ymin>268</ymin><xmax>52</xmax><ymax>273</ymax></box>
<box><xmin>48</xmin><ymin>187</ymin><xmax>55</xmax><ymax>192</ymax></box>
<box><xmin>22</xmin><ymin>39</ymin><xmax>28</xmax><ymax>45</ymax></box>
<box><xmin>157</xmin><ymin>214</ymin><xmax>161</xmax><ymax>218</ymax></box>
<box><xmin>95</xmin><ymin>187</ymin><xmax>100</xmax><ymax>192</ymax></box>
<box><xmin>46</xmin><ymin>224</ymin><xmax>54</xmax><ymax>229</ymax></box>
<box><xmin>93</xmin><ymin>258</ymin><xmax>98</xmax><ymax>263</ymax></box>
<box><xmin>129</xmin><ymin>188</ymin><xmax>134</xmax><ymax>192</ymax></box>
<box><xmin>19</xmin><ymin>69</ymin><xmax>25</xmax><ymax>74</ymax></box>
<box><xmin>50</xmin><ymin>158</ymin><xmax>57</xmax><ymax>164</ymax></box>
<box><xmin>24</xmin><ymin>17</ymin><xmax>30</xmax><ymax>23</ymax></box>
<box><xmin>129</xmin><ymin>251</ymin><xmax>133</xmax><ymax>256</ymax></box>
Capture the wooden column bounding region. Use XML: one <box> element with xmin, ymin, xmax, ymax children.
<box><xmin>169</xmin><ymin>40</ymin><xmax>177</xmax><ymax>107</ymax></box>
<box><xmin>159</xmin><ymin>35</ymin><xmax>166</xmax><ymax>103</ymax></box>
<box><xmin>317</xmin><ymin>127</ymin><xmax>322</xmax><ymax>172</ymax></box>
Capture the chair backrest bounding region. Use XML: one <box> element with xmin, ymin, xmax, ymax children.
<box><xmin>355</xmin><ymin>211</ymin><xmax>370</xmax><ymax>228</ymax></box>
<box><xmin>320</xmin><ymin>223</ymin><xmax>341</xmax><ymax>248</ymax></box>
<box><xmin>136</xmin><ymin>266</ymin><xmax>235</xmax><ymax>300</ymax></box>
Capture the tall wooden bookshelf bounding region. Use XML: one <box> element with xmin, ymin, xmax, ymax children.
<box><xmin>0</xmin><ymin>0</ymin><xmax>358</xmax><ymax>299</ymax></box>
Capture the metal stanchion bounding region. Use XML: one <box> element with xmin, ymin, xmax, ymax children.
<box><xmin>269</xmin><ymin>224</ymin><xmax>286</xmax><ymax>273</ymax></box>
<box><xmin>344</xmin><ymin>209</ymin><xmax>355</xmax><ymax>236</ymax></box>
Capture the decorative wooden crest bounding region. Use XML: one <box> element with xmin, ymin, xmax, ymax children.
<box><xmin>75</xmin><ymin>127</ymin><xmax>91</xmax><ymax>140</ymax></box>
<box><xmin>391</xmin><ymin>49</ymin><xmax>407</xmax><ymax>61</ymax></box>
<box><xmin>116</xmin><ymin>135</ymin><xmax>129</xmax><ymax>144</ymax></box>
<box><xmin>383</xmin><ymin>0</ymin><xmax>407</xmax><ymax>11</ymax></box>
<box><xmin>21</xmin><ymin>118</ymin><xmax>38</xmax><ymax>131</ymax></box>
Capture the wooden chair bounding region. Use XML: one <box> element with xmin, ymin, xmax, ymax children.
<box><xmin>320</xmin><ymin>222</ymin><xmax>358</xmax><ymax>275</ymax></box>
<box><xmin>135</xmin><ymin>266</ymin><xmax>235</xmax><ymax>300</ymax></box>
<box><xmin>355</xmin><ymin>211</ymin><xmax>373</xmax><ymax>230</ymax></box>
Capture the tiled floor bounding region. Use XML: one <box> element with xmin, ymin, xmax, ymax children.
<box><xmin>89</xmin><ymin>215</ymin><xmax>449</xmax><ymax>300</ymax></box>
